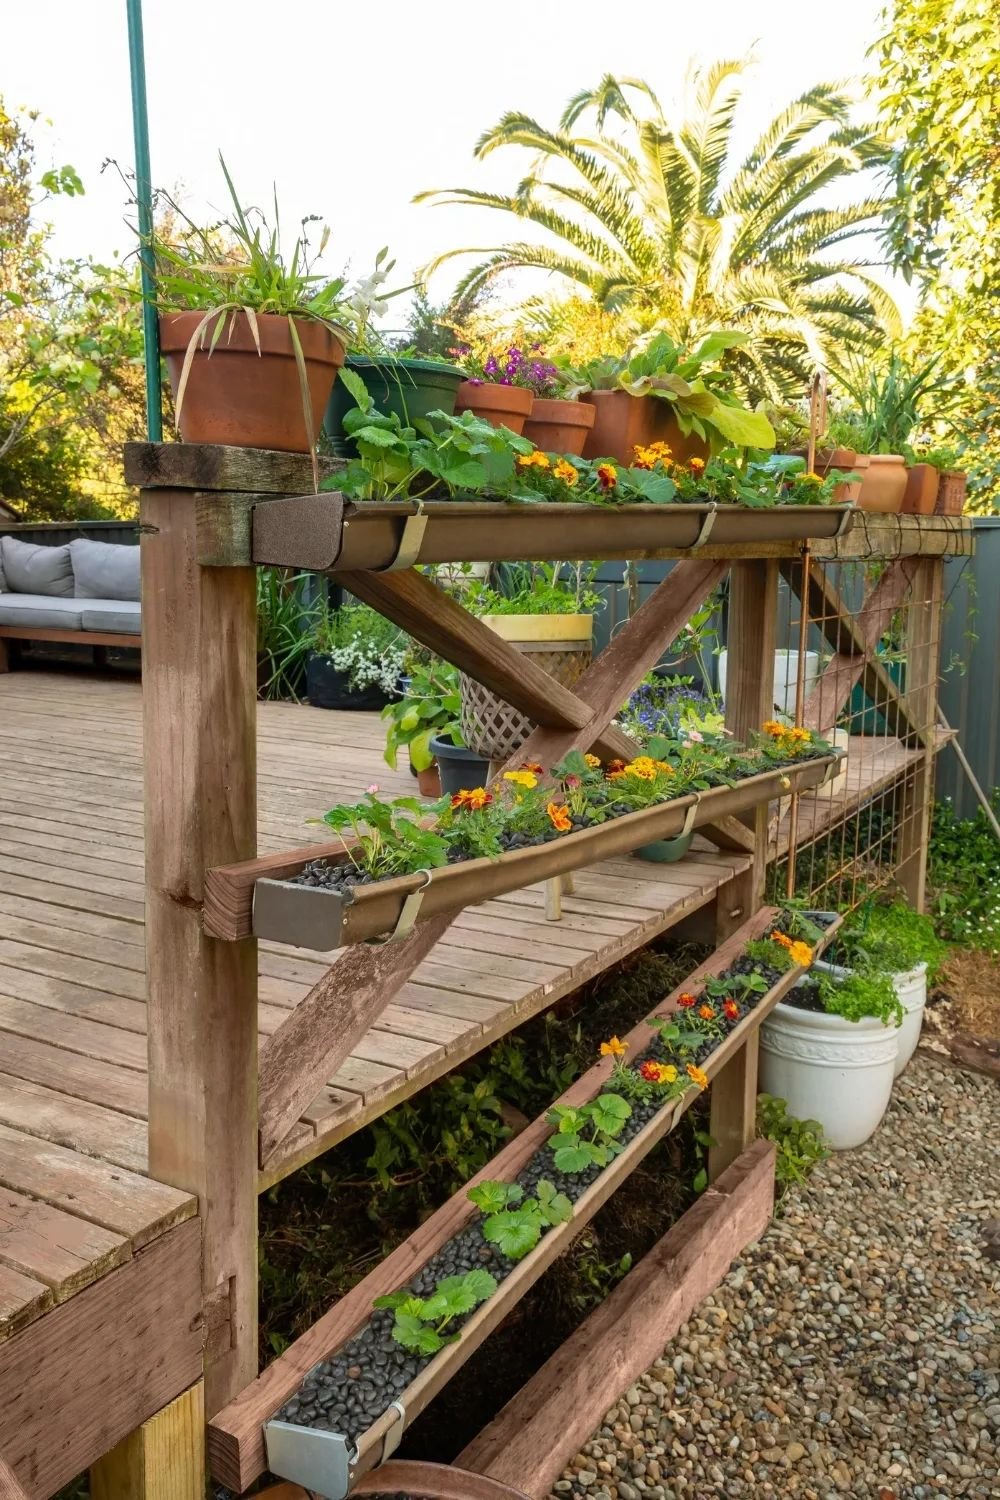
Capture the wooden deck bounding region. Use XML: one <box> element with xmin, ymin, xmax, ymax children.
<box><xmin>0</xmin><ymin>670</ymin><xmax>754</xmax><ymax>1345</ymax></box>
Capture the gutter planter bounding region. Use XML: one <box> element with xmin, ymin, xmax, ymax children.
<box><xmin>251</xmin><ymin>498</ymin><xmax>856</xmax><ymax>574</ymax></box>
<box><xmin>241</xmin><ymin>754</ymin><xmax>841</xmax><ymax>952</ymax></box>
<box><xmin>211</xmin><ymin>906</ymin><xmax>840</xmax><ymax>1496</ymax></box>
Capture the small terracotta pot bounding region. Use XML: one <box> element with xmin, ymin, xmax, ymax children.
<box><xmin>814</xmin><ymin>448</ymin><xmax>870</xmax><ymax>504</ymax></box>
<box><xmin>858</xmin><ymin>454</ymin><xmax>907</xmax><ymax>513</ymax></box>
<box><xmin>159</xmin><ymin>310</ymin><xmax>345</xmax><ymax>452</ymax></box>
<box><xmin>454</xmin><ymin>381</ymin><xmax>533</xmax><ymax>433</ymax></box>
<box><xmin>935</xmin><ymin>470</ymin><xmax>967</xmax><ymax>515</ymax></box>
<box><xmin>902</xmin><ymin>463</ymin><xmax>940</xmax><ymax>515</ymax></box>
<box><xmin>417</xmin><ymin>763</ymin><xmax>442</xmax><ymax>798</ymax></box>
<box><xmin>522</xmin><ymin>397</ymin><xmax>596</xmax><ymax>456</ymax></box>
<box><xmin>580</xmin><ymin>391</ymin><xmax>709</xmax><ymax>467</ymax></box>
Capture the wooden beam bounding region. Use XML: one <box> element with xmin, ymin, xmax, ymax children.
<box><xmin>338</xmin><ymin>566</ymin><xmax>633</xmax><ymax>763</ymax></box>
<box><xmin>783</xmin><ymin>558</ymin><xmax>922</xmax><ymax>741</ymax></box>
<box><xmin>124</xmin><ymin>441</ymin><xmax>342</xmax><ymax>494</ymax></box>
<box><xmin>457</xmin><ymin>1140</ymin><xmax>775</xmax><ymax>1498</ymax></box>
<box><xmin>711</xmin><ymin>560</ymin><xmax>777</xmax><ymax>1174</ymax></box>
<box><xmin>0</xmin><ymin>1219</ymin><xmax>202</xmax><ymax>1500</ymax></box>
<box><xmin>895</xmin><ymin>558</ymin><xmax>944</xmax><ymax>909</ymax></box>
<box><xmin>91</xmin><ymin>1383</ymin><xmax>206</xmax><ymax>1500</ymax></box>
<box><xmin>0</xmin><ymin>1458</ymin><xmax>29</xmax><ymax>1500</ymax></box>
<box><xmin>141</xmin><ymin>488</ymin><xmax>259</xmax><ymax>1416</ymax></box>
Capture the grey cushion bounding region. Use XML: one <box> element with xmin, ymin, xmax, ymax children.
<box><xmin>70</xmin><ymin>538</ymin><xmax>141</xmax><ymax>602</ymax></box>
<box><xmin>0</xmin><ymin>594</ymin><xmax>85</xmax><ymax>629</ymax></box>
<box><xmin>0</xmin><ymin>536</ymin><xmax>74</xmax><ymax>596</ymax></box>
<box><xmin>0</xmin><ymin>545</ymin><xmax>5</xmax><ymax>592</ymax></box>
<box><xmin>80</xmin><ymin>600</ymin><xmax>142</xmax><ymax>635</ymax></box>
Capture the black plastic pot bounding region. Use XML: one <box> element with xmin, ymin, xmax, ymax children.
<box><xmin>429</xmin><ymin>735</ymin><xmax>491</xmax><ymax>795</ymax></box>
<box><xmin>306</xmin><ymin>653</ymin><xmax>396</xmax><ymax>711</ymax></box>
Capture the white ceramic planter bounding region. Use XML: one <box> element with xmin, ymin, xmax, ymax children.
<box><xmin>718</xmin><ymin>649</ymin><xmax>820</xmax><ymax>717</ymax></box>
<box><xmin>892</xmin><ymin>962</ymin><xmax>927</xmax><ymax>1077</ymax></box>
<box><xmin>760</xmin><ymin>980</ymin><xmax>899</xmax><ymax>1150</ymax></box>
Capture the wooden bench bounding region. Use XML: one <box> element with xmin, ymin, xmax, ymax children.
<box><xmin>0</xmin><ymin>626</ymin><xmax>141</xmax><ymax>671</ymax></box>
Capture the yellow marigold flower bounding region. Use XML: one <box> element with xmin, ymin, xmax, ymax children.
<box><xmin>653</xmin><ymin>759</ymin><xmax>673</xmax><ymax>774</ymax></box>
<box><xmin>686</xmin><ymin>1063</ymin><xmax>709</xmax><ymax>1090</ymax></box>
<box><xmin>517</xmin><ymin>450</ymin><xmax>551</xmax><ymax>469</ymax></box>
<box><xmin>584</xmin><ymin>753</ymin><xmax>602</xmax><ymax>768</ymax></box>
<box><xmin>689</xmin><ymin>456</ymin><xmax>706</xmax><ymax>472</ymax></box>
<box><xmin>789</xmin><ymin>940</ymin><xmax>814</xmax><ymax>967</ymax></box>
<box><xmin>597</xmin><ymin>463</ymin><xmax>618</xmax><ymax>490</ymax></box>
<box><xmin>762</xmin><ymin>720</ymin><xmax>785</xmax><ymax>737</ymax></box>
<box><xmin>659</xmin><ymin>1063</ymin><xmax>678</xmax><ymax>1083</ymax></box>
<box><xmin>600</xmin><ymin>1036</ymin><xmax>628</xmax><ymax>1057</ymax></box>
<box><xmin>553</xmin><ymin>458</ymin><xmax>579</xmax><ymax>486</ymax></box>
<box><xmin>503</xmin><ymin>769</ymin><xmax>538</xmax><ymax>789</ymax></box>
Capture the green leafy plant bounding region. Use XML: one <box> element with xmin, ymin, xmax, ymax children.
<box><xmin>255</xmin><ymin>567</ymin><xmax>322</xmax><ymax>702</ymax></box>
<box><xmin>374</xmin><ymin>1268</ymin><xmax>497</xmax><ymax>1354</ymax></box>
<box><xmin>757</xmin><ymin>1094</ymin><xmax>828</xmax><ymax>1188</ymax></box>
<box><xmin>816</xmin><ymin>969</ymin><xmax>904</xmax><ymax>1027</ymax></box>
<box><xmin>321</xmin><ymin>790</ymin><xmax>450</xmax><ymax>879</ymax></box>
<box><xmin>834</xmin><ymin>352</ymin><xmax>956</xmax><ymax>456</ymax></box>
<box><xmin>382</xmin><ymin>661</ymin><xmax>462</xmax><ymax>772</ymax></box>
<box><xmin>546</xmin><ymin>1093</ymin><xmax>632</xmax><ymax>1172</ymax></box>
<box><xmin>744</xmin><ymin>938</ymin><xmax>798</xmax><ymax>974</ymax></box>
<box><xmin>646</xmin><ymin>1013</ymin><xmax>714</xmax><ymax>1058</ymax></box>
<box><xmin>837</xmin><ymin>899</ymin><xmax>948</xmax><ymax>981</ymax></box>
<box><xmin>929</xmin><ymin>795</ymin><xmax>1000</xmax><ymax>954</ymax></box>
<box><xmin>469</xmin><ymin>1178</ymin><xmax>573</xmax><ymax>1260</ymax></box>
<box><xmin>464</xmin><ymin>560</ymin><xmax>601</xmax><ymax>617</ymax></box>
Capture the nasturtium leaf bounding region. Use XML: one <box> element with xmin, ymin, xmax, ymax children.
<box><xmin>707</xmin><ymin>402</ymin><xmax>776</xmax><ymax>450</ymax></box>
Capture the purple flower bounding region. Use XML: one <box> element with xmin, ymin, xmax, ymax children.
<box><xmin>484</xmin><ymin>355</ymin><xmax>499</xmax><ymax>377</ymax></box>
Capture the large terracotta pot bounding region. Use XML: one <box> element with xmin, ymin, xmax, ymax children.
<box><xmin>522</xmin><ymin>397</ymin><xmax>596</xmax><ymax>456</ymax></box>
<box><xmin>858</xmin><ymin>454</ymin><xmax>907</xmax><ymax>513</ymax></box>
<box><xmin>159</xmin><ymin>310</ymin><xmax>345</xmax><ymax>452</ymax></box>
<box><xmin>580</xmin><ymin>391</ymin><xmax>708</xmax><ymax>467</ymax></box>
<box><xmin>902</xmin><ymin>463</ymin><xmax>940</xmax><ymax>515</ymax></box>
<box><xmin>454</xmin><ymin>381</ymin><xmax>533</xmax><ymax>433</ymax></box>
<box><xmin>936</xmin><ymin>470</ymin><xmax>967</xmax><ymax>515</ymax></box>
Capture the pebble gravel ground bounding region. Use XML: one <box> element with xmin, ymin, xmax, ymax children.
<box><xmin>552</xmin><ymin>1055</ymin><xmax>999</xmax><ymax>1500</ymax></box>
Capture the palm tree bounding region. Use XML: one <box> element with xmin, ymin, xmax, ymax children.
<box><xmin>417</xmin><ymin>63</ymin><xmax>899</xmax><ymax>399</ymax></box>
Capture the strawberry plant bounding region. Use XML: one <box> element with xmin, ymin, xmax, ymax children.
<box><xmin>546</xmin><ymin>1093</ymin><xmax>631</xmax><ymax>1172</ymax></box>
<box><xmin>374</xmin><ymin>1268</ymin><xmax>497</xmax><ymax>1354</ymax></box>
<box><xmin>468</xmin><ymin>1178</ymin><xmax>572</xmax><ymax>1260</ymax></box>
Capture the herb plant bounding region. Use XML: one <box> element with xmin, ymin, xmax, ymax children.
<box><xmin>837</xmin><ymin>899</ymin><xmax>948</xmax><ymax>980</ymax></box>
<box><xmin>757</xmin><ymin>1095</ymin><xmax>828</xmax><ymax>1188</ymax></box>
<box><xmin>816</xmin><ymin>969</ymin><xmax>904</xmax><ymax>1027</ymax></box>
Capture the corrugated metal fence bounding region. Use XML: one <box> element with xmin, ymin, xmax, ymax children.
<box><xmin>591</xmin><ymin>521</ymin><xmax>995</xmax><ymax>810</ymax></box>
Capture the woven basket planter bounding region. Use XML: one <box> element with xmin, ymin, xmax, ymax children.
<box><xmin>459</xmin><ymin>614</ymin><xmax>593</xmax><ymax>760</ymax></box>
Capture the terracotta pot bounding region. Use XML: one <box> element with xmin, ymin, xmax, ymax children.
<box><xmin>902</xmin><ymin>463</ymin><xmax>940</xmax><ymax>515</ymax></box>
<box><xmin>579</xmin><ymin>391</ymin><xmax>709</xmax><ymax>467</ymax></box>
<box><xmin>159</xmin><ymin>310</ymin><xmax>345</xmax><ymax>452</ymax></box>
<box><xmin>858</xmin><ymin>454</ymin><xmax>907</xmax><ymax>513</ymax></box>
<box><xmin>417</xmin><ymin>763</ymin><xmax>442</xmax><ymax>798</ymax></box>
<box><xmin>814</xmin><ymin>448</ymin><xmax>869</xmax><ymax>504</ymax></box>
<box><xmin>522</xmin><ymin>397</ymin><xmax>596</xmax><ymax>456</ymax></box>
<box><xmin>935</xmin><ymin>469</ymin><xmax>967</xmax><ymax>515</ymax></box>
<box><xmin>454</xmin><ymin>381</ymin><xmax>534</xmax><ymax>433</ymax></box>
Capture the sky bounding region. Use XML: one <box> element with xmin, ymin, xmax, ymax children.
<box><xmin>5</xmin><ymin>0</ymin><xmax>890</xmax><ymax>322</ymax></box>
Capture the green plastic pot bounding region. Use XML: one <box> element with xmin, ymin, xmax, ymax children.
<box><xmin>847</xmin><ymin>657</ymin><xmax>906</xmax><ymax>735</ymax></box>
<box><xmin>324</xmin><ymin>355</ymin><xmax>464</xmax><ymax>456</ymax></box>
<box><xmin>633</xmin><ymin>831</ymin><xmax>694</xmax><ymax>863</ymax></box>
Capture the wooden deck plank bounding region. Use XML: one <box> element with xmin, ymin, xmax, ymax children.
<box><xmin>0</xmin><ymin>1187</ymin><xmax>129</xmax><ymax>1297</ymax></box>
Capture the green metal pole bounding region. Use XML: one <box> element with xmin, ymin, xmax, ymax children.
<box><xmin>126</xmin><ymin>0</ymin><xmax>162</xmax><ymax>441</ymax></box>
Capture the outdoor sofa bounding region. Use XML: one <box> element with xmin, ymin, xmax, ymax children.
<box><xmin>0</xmin><ymin>534</ymin><xmax>141</xmax><ymax>668</ymax></box>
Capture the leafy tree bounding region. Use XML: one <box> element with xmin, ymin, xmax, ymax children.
<box><xmin>875</xmin><ymin>0</ymin><xmax>1000</xmax><ymax>510</ymax></box>
<box><xmin>418</xmin><ymin>63</ymin><xmax>897</xmax><ymax>399</ymax></box>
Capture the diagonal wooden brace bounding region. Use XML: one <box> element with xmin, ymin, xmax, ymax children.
<box><xmin>255</xmin><ymin>558</ymin><xmax>730</xmax><ymax>1166</ymax></box>
<box><xmin>781</xmin><ymin>558</ymin><xmax>925</xmax><ymax>743</ymax></box>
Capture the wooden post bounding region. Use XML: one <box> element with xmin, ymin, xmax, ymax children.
<box><xmin>141</xmin><ymin>474</ymin><xmax>259</xmax><ymax>1420</ymax></box>
<box><xmin>91</xmin><ymin>1383</ymin><xmax>206</xmax><ymax>1500</ymax></box>
<box><xmin>711</xmin><ymin>561</ymin><xmax>778</xmax><ymax>1178</ymax></box>
<box><xmin>896</xmin><ymin>558</ymin><xmax>944</xmax><ymax>910</ymax></box>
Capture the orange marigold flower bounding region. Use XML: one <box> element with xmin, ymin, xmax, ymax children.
<box><xmin>689</xmin><ymin>456</ymin><xmax>706</xmax><ymax>472</ymax></box>
<box><xmin>600</xmin><ymin>1036</ymin><xmax>628</xmax><ymax>1057</ymax></box>
<box><xmin>762</xmin><ymin>720</ymin><xmax>785</xmax><ymax>737</ymax></box>
<box><xmin>597</xmin><ymin>463</ymin><xmax>618</xmax><ymax>490</ymax></box>
<box><xmin>517</xmin><ymin>449</ymin><xmax>551</xmax><ymax>469</ymax></box>
<box><xmin>451</xmin><ymin>787</ymin><xmax>492</xmax><ymax>810</ymax></box>
<box><xmin>546</xmin><ymin>800</ymin><xmax>572</xmax><ymax>833</ymax></box>
<box><xmin>771</xmin><ymin>930</ymin><xmax>794</xmax><ymax>949</ymax></box>
<box><xmin>698</xmin><ymin>1004</ymin><xmax>716</xmax><ymax>1021</ymax></box>
<box><xmin>677</xmin><ymin>992</ymin><xmax>697</xmax><ymax>1009</ymax></box>
<box><xmin>686</xmin><ymin>1063</ymin><xmax>709</xmax><ymax>1090</ymax></box>
<box><xmin>789</xmin><ymin>940</ymin><xmax>814</xmax><ymax>967</ymax></box>
<box><xmin>723</xmin><ymin>998</ymin><xmax>740</xmax><ymax>1022</ymax></box>
<box><xmin>520</xmin><ymin>761</ymin><xmax>544</xmax><ymax>774</ymax></box>
<box><xmin>553</xmin><ymin>458</ymin><xmax>579</xmax><ymax>486</ymax></box>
